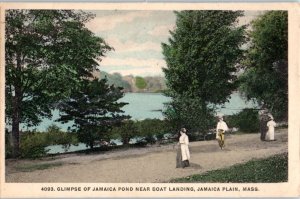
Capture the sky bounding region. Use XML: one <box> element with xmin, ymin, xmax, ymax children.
<box><xmin>85</xmin><ymin>10</ymin><xmax>263</xmax><ymax>77</ymax></box>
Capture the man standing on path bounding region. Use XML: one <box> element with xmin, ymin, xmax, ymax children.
<box><xmin>259</xmin><ymin>106</ymin><xmax>269</xmax><ymax>141</ymax></box>
<box><xmin>216</xmin><ymin>116</ymin><xmax>229</xmax><ymax>150</ymax></box>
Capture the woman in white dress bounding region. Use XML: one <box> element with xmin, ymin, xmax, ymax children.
<box><xmin>266</xmin><ymin>115</ymin><xmax>276</xmax><ymax>141</ymax></box>
<box><xmin>176</xmin><ymin>128</ymin><xmax>190</xmax><ymax>168</ymax></box>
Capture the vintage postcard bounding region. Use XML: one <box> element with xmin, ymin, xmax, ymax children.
<box><xmin>0</xmin><ymin>2</ymin><xmax>299</xmax><ymax>198</ymax></box>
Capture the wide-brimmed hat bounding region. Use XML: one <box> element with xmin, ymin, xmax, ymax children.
<box><xmin>268</xmin><ymin>114</ymin><xmax>274</xmax><ymax>120</ymax></box>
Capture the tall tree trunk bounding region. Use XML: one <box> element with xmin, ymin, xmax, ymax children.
<box><xmin>11</xmin><ymin>95</ymin><xmax>20</xmax><ymax>158</ymax></box>
<box><xmin>11</xmin><ymin>53</ymin><xmax>22</xmax><ymax>158</ymax></box>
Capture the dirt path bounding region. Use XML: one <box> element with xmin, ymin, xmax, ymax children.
<box><xmin>5</xmin><ymin>129</ymin><xmax>288</xmax><ymax>183</ymax></box>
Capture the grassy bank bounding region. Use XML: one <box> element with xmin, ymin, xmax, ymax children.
<box><xmin>170</xmin><ymin>153</ymin><xmax>288</xmax><ymax>183</ymax></box>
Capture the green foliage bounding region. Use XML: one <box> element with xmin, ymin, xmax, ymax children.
<box><xmin>162</xmin><ymin>10</ymin><xmax>246</xmax><ymax>103</ymax></box>
<box><xmin>136</xmin><ymin>119</ymin><xmax>168</xmax><ymax>144</ymax></box>
<box><xmin>16</xmin><ymin>125</ymin><xmax>78</xmax><ymax>159</ymax></box>
<box><xmin>110</xmin><ymin>119</ymin><xmax>169</xmax><ymax>146</ymax></box>
<box><xmin>226</xmin><ymin>109</ymin><xmax>259</xmax><ymax>133</ymax></box>
<box><xmin>100</xmin><ymin>72</ymin><xmax>131</xmax><ymax>91</ymax></box>
<box><xmin>5</xmin><ymin>130</ymin><xmax>13</xmax><ymax>159</ymax></box>
<box><xmin>110</xmin><ymin>120</ymin><xmax>138</xmax><ymax>145</ymax></box>
<box><xmin>163</xmin><ymin>97</ymin><xmax>216</xmax><ymax>139</ymax></box>
<box><xmin>20</xmin><ymin>132</ymin><xmax>50</xmax><ymax>159</ymax></box>
<box><xmin>135</xmin><ymin>76</ymin><xmax>147</xmax><ymax>89</ymax></box>
<box><xmin>5</xmin><ymin>9</ymin><xmax>112</xmax><ymax>126</ymax></box>
<box><xmin>5</xmin><ymin>10</ymin><xmax>113</xmax><ymax>157</ymax></box>
<box><xmin>58</xmin><ymin>78</ymin><xmax>130</xmax><ymax>149</ymax></box>
<box><xmin>162</xmin><ymin>11</ymin><xmax>246</xmax><ymax>133</ymax></box>
<box><xmin>144</xmin><ymin>76</ymin><xmax>167</xmax><ymax>93</ymax></box>
<box><xmin>98</xmin><ymin>71</ymin><xmax>167</xmax><ymax>93</ymax></box>
<box><xmin>45</xmin><ymin>124</ymin><xmax>78</xmax><ymax>152</ymax></box>
<box><xmin>170</xmin><ymin>153</ymin><xmax>288</xmax><ymax>183</ymax></box>
<box><xmin>239</xmin><ymin>11</ymin><xmax>288</xmax><ymax>120</ymax></box>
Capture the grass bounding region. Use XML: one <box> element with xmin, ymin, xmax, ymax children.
<box><xmin>170</xmin><ymin>153</ymin><xmax>288</xmax><ymax>183</ymax></box>
<box><xmin>15</xmin><ymin>162</ymin><xmax>64</xmax><ymax>172</ymax></box>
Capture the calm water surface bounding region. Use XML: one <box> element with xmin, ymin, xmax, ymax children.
<box><xmin>22</xmin><ymin>92</ymin><xmax>257</xmax><ymax>132</ymax></box>
<box><xmin>21</xmin><ymin>92</ymin><xmax>257</xmax><ymax>154</ymax></box>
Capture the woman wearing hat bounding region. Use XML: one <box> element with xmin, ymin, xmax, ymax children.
<box><xmin>176</xmin><ymin>128</ymin><xmax>190</xmax><ymax>168</ymax></box>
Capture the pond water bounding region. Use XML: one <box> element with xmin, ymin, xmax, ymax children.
<box><xmin>21</xmin><ymin>92</ymin><xmax>258</xmax><ymax>154</ymax></box>
<box><xmin>24</xmin><ymin>92</ymin><xmax>257</xmax><ymax>132</ymax></box>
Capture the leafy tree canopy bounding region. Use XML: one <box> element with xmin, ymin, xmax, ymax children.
<box><xmin>162</xmin><ymin>10</ymin><xmax>246</xmax><ymax>133</ymax></box>
<box><xmin>5</xmin><ymin>9</ymin><xmax>113</xmax><ymax>157</ymax></box>
<box><xmin>110</xmin><ymin>120</ymin><xmax>138</xmax><ymax>145</ymax></box>
<box><xmin>239</xmin><ymin>11</ymin><xmax>288</xmax><ymax>120</ymax></box>
<box><xmin>6</xmin><ymin>9</ymin><xmax>112</xmax><ymax>126</ymax></box>
<box><xmin>99</xmin><ymin>71</ymin><xmax>131</xmax><ymax>91</ymax></box>
<box><xmin>162</xmin><ymin>10</ymin><xmax>246</xmax><ymax>104</ymax></box>
<box><xmin>58</xmin><ymin>78</ymin><xmax>130</xmax><ymax>148</ymax></box>
<box><xmin>135</xmin><ymin>76</ymin><xmax>147</xmax><ymax>89</ymax></box>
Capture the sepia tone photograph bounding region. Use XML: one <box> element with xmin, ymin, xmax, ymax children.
<box><xmin>0</xmin><ymin>2</ymin><xmax>299</xmax><ymax>198</ymax></box>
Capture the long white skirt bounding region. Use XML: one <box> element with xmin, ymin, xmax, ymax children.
<box><xmin>266</xmin><ymin>129</ymin><xmax>275</xmax><ymax>140</ymax></box>
<box><xmin>180</xmin><ymin>144</ymin><xmax>190</xmax><ymax>161</ymax></box>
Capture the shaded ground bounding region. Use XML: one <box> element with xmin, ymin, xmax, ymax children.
<box><xmin>5</xmin><ymin>129</ymin><xmax>288</xmax><ymax>183</ymax></box>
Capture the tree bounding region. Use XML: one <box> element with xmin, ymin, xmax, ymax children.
<box><xmin>136</xmin><ymin>119</ymin><xmax>167</xmax><ymax>144</ymax></box>
<box><xmin>135</xmin><ymin>76</ymin><xmax>147</xmax><ymax>90</ymax></box>
<box><xmin>226</xmin><ymin>109</ymin><xmax>259</xmax><ymax>133</ymax></box>
<box><xmin>144</xmin><ymin>76</ymin><xmax>167</xmax><ymax>92</ymax></box>
<box><xmin>163</xmin><ymin>96</ymin><xmax>215</xmax><ymax>138</ymax></box>
<box><xmin>99</xmin><ymin>71</ymin><xmax>131</xmax><ymax>92</ymax></box>
<box><xmin>162</xmin><ymin>11</ymin><xmax>246</xmax><ymax>133</ymax></box>
<box><xmin>58</xmin><ymin>78</ymin><xmax>130</xmax><ymax>149</ymax></box>
<box><xmin>110</xmin><ymin>120</ymin><xmax>138</xmax><ymax>145</ymax></box>
<box><xmin>5</xmin><ymin>10</ymin><xmax>112</xmax><ymax>157</ymax></box>
<box><xmin>45</xmin><ymin>124</ymin><xmax>78</xmax><ymax>152</ymax></box>
<box><xmin>238</xmin><ymin>11</ymin><xmax>288</xmax><ymax>120</ymax></box>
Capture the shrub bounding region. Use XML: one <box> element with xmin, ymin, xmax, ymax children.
<box><xmin>136</xmin><ymin>119</ymin><xmax>169</xmax><ymax>144</ymax></box>
<box><xmin>110</xmin><ymin>120</ymin><xmax>139</xmax><ymax>145</ymax></box>
<box><xmin>144</xmin><ymin>135</ymin><xmax>156</xmax><ymax>145</ymax></box>
<box><xmin>133</xmin><ymin>138</ymin><xmax>148</xmax><ymax>147</ymax></box>
<box><xmin>45</xmin><ymin>124</ymin><xmax>78</xmax><ymax>152</ymax></box>
<box><xmin>20</xmin><ymin>132</ymin><xmax>50</xmax><ymax>159</ymax></box>
<box><xmin>110</xmin><ymin>119</ymin><xmax>170</xmax><ymax>145</ymax></box>
<box><xmin>18</xmin><ymin>125</ymin><xmax>78</xmax><ymax>158</ymax></box>
<box><xmin>226</xmin><ymin>109</ymin><xmax>259</xmax><ymax>133</ymax></box>
<box><xmin>5</xmin><ymin>130</ymin><xmax>13</xmax><ymax>159</ymax></box>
